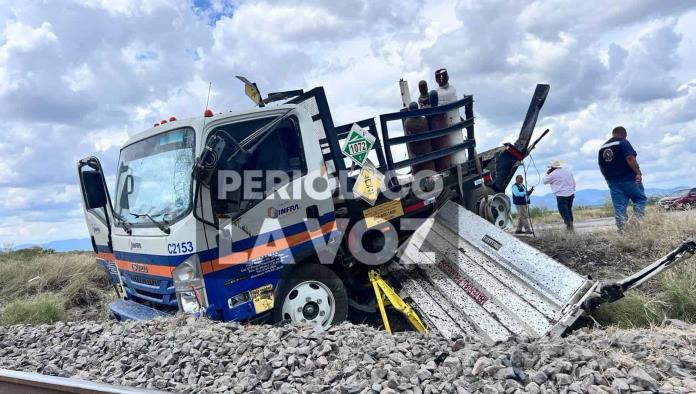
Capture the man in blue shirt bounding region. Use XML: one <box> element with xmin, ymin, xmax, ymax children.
<box><xmin>598</xmin><ymin>126</ymin><xmax>647</xmax><ymax>231</ymax></box>
<box><xmin>511</xmin><ymin>175</ymin><xmax>534</xmax><ymax>234</ymax></box>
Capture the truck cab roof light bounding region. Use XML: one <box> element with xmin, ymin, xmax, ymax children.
<box><xmin>153</xmin><ymin>123</ymin><xmax>160</xmax><ymax>127</ymax></box>
<box><xmin>204</xmin><ymin>108</ymin><xmax>214</xmax><ymax>117</ymax></box>
<box><xmin>160</xmin><ymin>119</ymin><xmax>168</xmax><ymax>124</ymax></box>
<box><xmin>169</xmin><ymin>116</ymin><xmax>177</xmax><ymax>121</ymax></box>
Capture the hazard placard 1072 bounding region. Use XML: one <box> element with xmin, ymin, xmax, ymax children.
<box><xmin>341</xmin><ymin>123</ymin><xmax>375</xmax><ymax>166</ymax></box>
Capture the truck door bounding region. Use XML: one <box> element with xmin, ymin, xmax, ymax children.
<box><xmin>76</xmin><ymin>156</ymin><xmax>114</xmax><ymax>257</ymax></box>
<box><xmin>208</xmin><ymin>112</ymin><xmax>336</xmax><ymax>257</ymax></box>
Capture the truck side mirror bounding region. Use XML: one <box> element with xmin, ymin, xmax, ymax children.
<box><xmin>82</xmin><ymin>170</ymin><xmax>108</xmax><ymax>209</ymax></box>
<box><xmin>125</xmin><ymin>174</ymin><xmax>134</xmax><ymax>194</ymax></box>
<box><xmin>193</xmin><ymin>134</ymin><xmax>228</xmax><ymax>185</ymax></box>
<box><xmin>194</xmin><ymin>132</ymin><xmax>250</xmax><ymax>186</ymax></box>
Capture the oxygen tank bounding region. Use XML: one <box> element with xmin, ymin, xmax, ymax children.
<box><xmin>428</xmin><ymin>90</ymin><xmax>452</xmax><ymax>171</ymax></box>
<box><xmin>403</xmin><ymin>101</ymin><xmax>435</xmax><ymax>174</ymax></box>
<box><xmin>435</xmin><ymin>68</ymin><xmax>466</xmax><ymax>165</ymax></box>
<box><xmin>417</xmin><ymin>80</ymin><xmax>430</xmax><ymax>108</ymax></box>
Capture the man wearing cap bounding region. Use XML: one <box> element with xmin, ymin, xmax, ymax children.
<box><xmin>598</xmin><ymin>126</ymin><xmax>646</xmax><ymax>231</ymax></box>
<box><xmin>543</xmin><ymin>160</ymin><xmax>576</xmax><ymax>229</ymax></box>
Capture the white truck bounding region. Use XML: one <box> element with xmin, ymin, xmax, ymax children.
<box><xmin>77</xmin><ymin>81</ymin><xmax>695</xmax><ymax>342</ymax></box>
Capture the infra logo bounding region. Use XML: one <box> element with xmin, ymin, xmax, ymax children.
<box><xmin>267</xmin><ymin>204</ymin><xmax>300</xmax><ymax>219</ymax></box>
<box><xmin>267</xmin><ymin>207</ymin><xmax>278</xmax><ymax>218</ymax></box>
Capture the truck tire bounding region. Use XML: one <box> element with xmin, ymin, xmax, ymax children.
<box><xmin>273</xmin><ymin>264</ymin><xmax>348</xmax><ymax>329</ymax></box>
<box><xmin>465</xmin><ymin>186</ymin><xmax>493</xmax><ymax>215</ymax></box>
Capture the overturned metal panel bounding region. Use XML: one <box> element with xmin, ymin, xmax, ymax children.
<box><xmin>391</xmin><ymin>200</ymin><xmax>592</xmax><ymax>343</ymax></box>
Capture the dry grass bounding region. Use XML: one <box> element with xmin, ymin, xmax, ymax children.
<box><xmin>661</xmin><ymin>259</ymin><xmax>696</xmax><ymax>322</ymax></box>
<box><xmin>590</xmin><ymin>292</ymin><xmax>667</xmax><ymax>328</ymax></box>
<box><xmin>526</xmin><ymin>210</ymin><xmax>696</xmax><ymax>326</ymax></box>
<box><xmin>0</xmin><ymin>248</ymin><xmax>112</xmax><ymax>324</ymax></box>
<box><xmin>0</xmin><ymin>294</ymin><xmax>67</xmax><ymax>326</ymax></box>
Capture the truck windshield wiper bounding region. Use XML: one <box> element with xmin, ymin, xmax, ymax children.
<box><xmin>112</xmin><ymin>212</ymin><xmax>133</xmax><ymax>235</ymax></box>
<box><xmin>130</xmin><ymin>212</ymin><xmax>171</xmax><ymax>235</ymax></box>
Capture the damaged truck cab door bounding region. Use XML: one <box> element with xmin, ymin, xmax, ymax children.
<box><xmin>77</xmin><ymin>157</ymin><xmax>122</xmax><ymax>293</ymax></box>
<box><xmin>77</xmin><ymin>156</ymin><xmax>115</xmax><ymax>254</ymax></box>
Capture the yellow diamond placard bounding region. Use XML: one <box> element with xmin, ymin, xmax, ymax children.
<box><xmin>354</xmin><ymin>164</ymin><xmax>384</xmax><ymax>206</ymax></box>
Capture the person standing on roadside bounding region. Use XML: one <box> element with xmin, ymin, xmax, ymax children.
<box><xmin>511</xmin><ymin>175</ymin><xmax>534</xmax><ymax>234</ymax></box>
<box><xmin>543</xmin><ymin>160</ymin><xmax>576</xmax><ymax>230</ymax></box>
<box><xmin>598</xmin><ymin>126</ymin><xmax>647</xmax><ymax>232</ymax></box>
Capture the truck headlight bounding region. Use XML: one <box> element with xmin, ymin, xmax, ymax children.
<box><xmin>172</xmin><ymin>255</ymin><xmax>207</xmax><ymax>314</ymax></box>
<box><xmin>173</xmin><ymin>260</ymin><xmax>197</xmax><ymax>283</ymax></box>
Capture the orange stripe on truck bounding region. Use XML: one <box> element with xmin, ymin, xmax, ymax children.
<box><xmin>96</xmin><ymin>252</ymin><xmax>114</xmax><ymax>261</ymax></box>
<box><xmin>203</xmin><ymin>220</ymin><xmax>337</xmax><ymax>274</ymax></box>
<box><xmin>114</xmin><ymin>220</ymin><xmax>337</xmax><ymax>277</ymax></box>
<box><xmin>115</xmin><ymin>260</ymin><xmax>175</xmax><ymax>278</ymax></box>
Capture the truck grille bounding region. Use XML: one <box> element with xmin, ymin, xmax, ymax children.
<box><xmin>121</xmin><ymin>271</ymin><xmax>177</xmax><ymax>307</ymax></box>
<box><xmin>129</xmin><ymin>274</ymin><xmax>160</xmax><ymax>287</ymax></box>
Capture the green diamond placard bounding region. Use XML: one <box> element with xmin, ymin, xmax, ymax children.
<box><xmin>341</xmin><ymin>123</ymin><xmax>375</xmax><ymax>166</ymax></box>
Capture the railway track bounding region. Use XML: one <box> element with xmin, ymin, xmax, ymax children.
<box><xmin>0</xmin><ymin>368</ymin><xmax>168</xmax><ymax>394</ymax></box>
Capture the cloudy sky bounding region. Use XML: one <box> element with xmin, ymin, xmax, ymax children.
<box><xmin>1</xmin><ymin>0</ymin><xmax>695</xmax><ymax>245</ymax></box>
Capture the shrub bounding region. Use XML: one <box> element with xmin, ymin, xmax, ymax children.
<box><xmin>590</xmin><ymin>292</ymin><xmax>666</xmax><ymax>328</ymax></box>
<box><xmin>0</xmin><ymin>252</ymin><xmax>109</xmax><ymax>305</ymax></box>
<box><xmin>0</xmin><ymin>246</ymin><xmax>54</xmax><ymax>259</ymax></box>
<box><xmin>661</xmin><ymin>260</ymin><xmax>696</xmax><ymax>322</ymax></box>
<box><xmin>0</xmin><ymin>294</ymin><xmax>67</xmax><ymax>326</ymax></box>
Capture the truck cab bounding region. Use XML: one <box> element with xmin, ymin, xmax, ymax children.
<box><xmin>78</xmin><ymin>84</ymin><xmax>551</xmax><ymax>328</ymax></box>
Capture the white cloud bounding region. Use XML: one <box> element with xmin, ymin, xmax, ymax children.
<box><xmin>0</xmin><ymin>20</ymin><xmax>57</xmax><ymax>55</ymax></box>
<box><xmin>660</xmin><ymin>132</ymin><xmax>685</xmax><ymax>146</ymax></box>
<box><xmin>580</xmin><ymin>138</ymin><xmax>605</xmax><ymax>155</ymax></box>
<box><xmin>62</xmin><ymin>64</ymin><xmax>95</xmax><ymax>92</ymax></box>
<box><xmin>89</xmin><ymin>129</ymin><xmax>131</xmax><ymax>152</ymax></box>
<box><xmin>0</xmin><ymin>21</ymin><xmax>58</xmax><ymax>94</ymax></box>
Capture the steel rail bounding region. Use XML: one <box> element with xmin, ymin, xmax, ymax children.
<box><xmin>0</xmin><ymin>368</ymin><xmax>170</xmax><ymax>394</ymax></box>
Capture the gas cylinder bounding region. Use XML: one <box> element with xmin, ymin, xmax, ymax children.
<box><xmin>403</xmin><ymin>101</ymin><xmax>435</xmax><ymax>174</ymax></box>
<box><xmin>428</xmin><ymin>90</ymin><xmax>452</xmax><ymax>171</ymax></box>
<box><xmin>435</xmin><ymin>68</ymin><xmax>466</xmax><ymax>166</ymax></box>
<box><xmin>417</xmin><ymin>80</ymin><xmax>430</xmax><ymax>108</ymax></box>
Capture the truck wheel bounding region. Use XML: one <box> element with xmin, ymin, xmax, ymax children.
<box><xmin>274</xmin><ymin>264</ymin><xmax>348</xmax><ymax>330</ymax></box>
<box><xmin>466</xmin><ymin>186</ymin><xmax>495</xmax><ymax>216</ymax></box>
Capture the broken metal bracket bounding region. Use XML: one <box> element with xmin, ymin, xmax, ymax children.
<box><xmin>583</xmin><ymin>240</ymin><xmax>696</xmax><ymax>312</ymax></box>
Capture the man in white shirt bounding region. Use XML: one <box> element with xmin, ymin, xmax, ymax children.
<box><xmin>542</xmin><ymin>160</ymin><xmax>576</xmax><ymax>230</ymax></box>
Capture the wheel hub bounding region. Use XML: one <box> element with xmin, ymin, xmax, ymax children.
<box><xmin>281</xmin><ymin>281</ymin><xmax>335</xmax><ymax>330</ymax></box>
<box><xmin>302</xmin><ymin>301</ymin><xmax>320</xmax><ymax>319</ymax></box>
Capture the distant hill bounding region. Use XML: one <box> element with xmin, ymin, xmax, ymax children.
<box><xmin>15</xmin><ymin>238</ymin><xmax>92</xmax><ymax>253</ymax></box>
<box><xmin>528</xmin><ymin>186</ymin><xmax>688</xmax><ymax>210</ymax></box>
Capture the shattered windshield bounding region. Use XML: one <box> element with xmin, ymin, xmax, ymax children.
<box><xmin>114</xmin><ymin>128</ymin><xmax>195</xmax><ymax>227</ymax></box>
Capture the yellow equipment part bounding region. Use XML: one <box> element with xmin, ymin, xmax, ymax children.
<box><xmin>368</xmin><ymin>270</ymin><xmax>427</xmax><ymax>334</ymax></box>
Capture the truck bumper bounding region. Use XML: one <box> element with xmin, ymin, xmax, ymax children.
<box><xmin>109</xmin><ymin>299</ymin><xmax>174</xmax><ymax>321</ymax></box>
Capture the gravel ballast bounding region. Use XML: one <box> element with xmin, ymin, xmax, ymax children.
<box><xmin>1</xmin><ymin>317</ymin><xmax>695</xmax><ymax>393</ymax></box>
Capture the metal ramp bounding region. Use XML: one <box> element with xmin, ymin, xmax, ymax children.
<box><xmin>390</xmin><ymin>200</ymin><xmax>594</xmax><ymax>343</ymax></box>
<box><xmin>391</xmin><ymin>201</ymin><xmax>696</xmax><ymax>343</ymax></box>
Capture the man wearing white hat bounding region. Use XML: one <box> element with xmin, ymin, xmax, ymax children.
<box><xmin>543</xmin><ymin>160</ymin><xmax>576</xmax><ymax>229</ymax></box>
